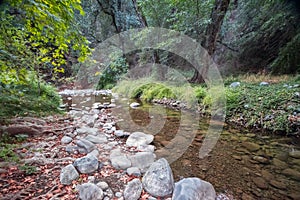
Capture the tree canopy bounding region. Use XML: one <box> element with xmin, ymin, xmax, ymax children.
<box><xmin>0</xmin><ymin>0</ymin><xmax>90</xmax><ymax>85</ymax></box>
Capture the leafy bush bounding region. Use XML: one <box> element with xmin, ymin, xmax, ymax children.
<box><xmin>97</xmin><ymin>56</ymin><xmax>128</xmax><ymax>89</ymax></box>
<box><xmin>194</xmin><ymin>86</ymin><xmax>207</xmax><ymax>102</ymax></box>
<box><xmin>0</xmin><ymin>78</ymin><xmax>62</xmax><ymax>118</ymax></box>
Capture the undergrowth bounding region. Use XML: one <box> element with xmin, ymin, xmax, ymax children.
<box><xmin>114</xmin><ymin>75</ymin><xmax>300</xmax><ymax>135</ymax></box>
<box><xmin>0</xmin><ymin>80</ymin><xmax>62</xmax><ymax>118</ymax></box>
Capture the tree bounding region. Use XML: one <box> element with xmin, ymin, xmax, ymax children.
<box><xmin>190</xmin><ymin>0</ymin><xmax>230</xmax><ymax>83</ymax></box>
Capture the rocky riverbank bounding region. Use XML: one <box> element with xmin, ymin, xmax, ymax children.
<box><xmin>58</xmin><ymin>89</ymin><xmax>230</xmax><ymax>199</ymax></box>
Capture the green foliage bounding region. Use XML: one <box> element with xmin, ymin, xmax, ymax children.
<box><xmin>19</xmin><ymin>164</ymin><xmax>37</xmax><ymax>175</ymax></box>
<box><xmin>194</xmin><ymin>87</ymin><xmax>207</xmax><ymax>102</ymax></box>
<box><xmin>0</xmin><ymin>78</ymin><xmax>62</xmax><ymax>118</ymax></box>
<box><xmin>0</xmin><ymin>133</ymin><xmax>26</xmax><ymax>163</ymax></box>
<box><xmin>226</xmin><ymin>0</ymin><xmax>299</xmax><ymax>71</ymax></box>
<box><xmin>0</xmin><ymin>0</ymin><xmax>90</xmax><ymax>87</ymax></box>
<box><xmin>0</xmin><ymin>143</ymin><xmax>19</xmax><ymax>162</ymax></box>
<box><xmin>137</xmin><ymin>0</ymin><xmax>213</xmax><ymax>38</ymax></box>
<box><xmin>97</xmin><ymin>55</ymin><xmax>128</xmax><ymax>89</ymax></box>
<box><xmin>115</xmin><ymin>77</ymin><xmax>299</xmax><ymax>134</ymax></box>
<box><xmin>271</xmin><ymin>32</ymin><xmax>300</xmax><ymax>74</ymax></box>
<box><xmin>227</xmin><ymin>83</ymin><xmax>299</xmax><ymax>134</ymax></box>
<box><xmin>131</xmin><ymin>83</ymin><xmax>176</xmax><ymax>101</ymax></box>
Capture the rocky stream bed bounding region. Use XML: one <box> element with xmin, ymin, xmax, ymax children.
<box><xmin>0</xmin><ymin>89</ymin><xmax>299</xmax><ymax>200</ymax></box>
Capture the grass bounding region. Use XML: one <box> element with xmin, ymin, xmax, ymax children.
<box><xmin>113</xmin><ymin>75</ymin><xmax>300</xmax><ymax>135</ymax></box>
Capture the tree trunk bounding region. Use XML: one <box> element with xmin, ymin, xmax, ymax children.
<box><xmin>190</xmin><ymin>0</ymin><xmax>230</xmax><ymax>83</ymax></box>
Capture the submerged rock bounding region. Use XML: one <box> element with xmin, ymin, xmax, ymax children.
<box><xmin>142</xmin><ymin>158</ymin><xmax>174</xmax><ymax>197</ymax></box>
<box><xmin>289</xmin><ymin>151</ymin><xmax>300</xmax><ymax>159</ymax></box>
<box><xmin>172</xmin><ymin>177</ymin><xmax>216</xmax><ymax>200</ymax></box>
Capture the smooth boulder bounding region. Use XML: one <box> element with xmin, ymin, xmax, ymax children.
<box><xmin>126</xmin><ymin>132</ymin><xmax>154</xmax><ymax>147</ymax></box>
<box><xmin>172</xmin><ymin>177</ymin><xmax>216</xmax><ymax>200</ymax></box>
<box><xmin>142</xmin><ymin>158</ymin><xmax>174</xmax><ymax>197</ymax></box>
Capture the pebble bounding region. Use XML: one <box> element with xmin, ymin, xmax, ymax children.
<box><xmin>97</xmin><ymin>182</ymin><xmax>109</xmax><ymax>190</ymax></box>
<box><xmin>115</xmin><ymin>192</ymin><xmax>123</xmax><ymax>198</ymax></box>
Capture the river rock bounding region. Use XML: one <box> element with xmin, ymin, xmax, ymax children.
<box><xmin>126</xmin><ymin>132</ymin><xmax>154</xmax><ymax>147</ymax></box>
<box><xmin>65</xmin><ymin>145</ymin><xmax>81</xmax><ymax>154</ymax></box>
<box><xmin>282</xmin><ymin>168</ymin><xmax>300</xmax><ymax>181</ymax></box>
<box><xmin>142</xmin><ymin>158</ymin><xmax>174</xmax><ymax>197</ymax></box>
<box><xmin>130</xmin><ymin>102</ymin><xmax>140</xmax><ymax>108</ymax></box>
<box><xmin>61</xmin><ymin>136</ymin><xmax>73</xmax><ymax>144</ymax></box>
<box><xmin>229</xmin><ymin>82</ymin><xmax>240</xmax><ymax>88</ymax></box>
<box><xmin>127</xmin><ymin>167</ymin><xmax>141</xmax><ymax>177</ymax></box>
<box><xmin>289</xmin><ymin>151</ymin><xmax>300</xmax><ymax>159</ymax></box>
<box><xmin>76</xmin><ymin>127</ymin><xmax>99</xmax><ymax>135</ymax></box>
<box><xmin>85</xmin><ymin>134</ymin><xmax>107</xmax><ymax>144</ymax></box>
<box><xmin>110</xmin><ymin>149</ymin><xmax>131</xmax><ymax>170</ymax></box>
<box><xmin>97</xmin><ymin>181</ymin><xmax>109</xmax><ymax>190</ymax></box>
<box><xmin>269</xmin><ymin>180</ymin><xmax>286</xmax><ymax>189</ymax></box>
<box><xmin>252</xmin><ymin>177</ymin><xmax>268</xmax><ymax>189</ymax></box>
<box><xmin>137</xmin><ymin>145</ymin><xmax>156</xmax><ymax>152</ymax></box>
<box><xmin>260</xmin><ymin>82</ymin><xmax>269</xmax><ymax>86</ymax></box>
<box><xmin>115</xmin><ymin>130</ymin><xmax>125</xmax><ymax>137</ymax></box>
<box><xmin>60</xmin><ymin>164</ymin><xmax>79</xmax><ymax>185</ymax></box>
<box><xmin>73</xmin><ymin>154</ymin><xmax>99</xmax><ymax>174</ymax></box>
<box><xmin>242</xmin><ymin>142</ymin><xmax>261</xmax><ymax>152</ymax></box>
<box><xmin>77</xmin><ymin>183</ymin><xmax>103</xmax><ymax>200</ymax></box>
<box><xmin>172</xmin><ymin>177</ymin><xmax>216</xmax><ymax>200</ymax></box>
<box><xmin>129</xmin><ymin>152</ymin><xmax>156</xmax><ymax>172</ymax></box>
<box><xmin>272</xmin><ymin>158</ymin><xmax>288</xmax><ymax>169</ymax></box>
<box><xmin>252</xmin><ymin>156</ymin><xmax>269</xmax><ymax>164</ymax></box>
<box><xmin>76</xmin><ymin>139</ymin><xmax>96</xmax><ymax>153</ymax></box>
<box><xmin>124</xmin><ymin>179</ymin><xmax>143</xmax><ymax>200</ymax></box>
<box><xmin>81</xmin><ymin>114</ymin><xmax>98</xmax><ymax>127</ymax></box>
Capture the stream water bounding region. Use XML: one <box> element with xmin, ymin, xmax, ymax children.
<box><xmin>62</xmin><ymin>91</ymin><xmax>300</xmax><ymax>200</ymax></box>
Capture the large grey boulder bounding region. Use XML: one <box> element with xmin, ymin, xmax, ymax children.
<box><xmin>77</xmin><ymin>183</ymin><xmax>103</xmax><ymax>200</ymax></box>
<box><xmin>142</xmin><ymin>158</ymin><xmax>174</xmax><ymax>197</ymax></box>
<box><xmin>172</xmin><ymin>178</ymin><xmax>216</xmax><ymax>200</ymax></box>
<box><xmin>60</xmin><ymin>164</ymin><xmax>79</xmax><ymax>185</ymax></box>
<box><xmin>129</xmin><ymin>152</ymin><xmax>156</xmax><ymax>172</ymax></box>
<box><xmin>124</xmin><ymin>179</ymin><xmax>143</xmax><ymax>200</ymax></box>
<box><xmin>85</xmin><ymin>134</ymin><xmax>107</xmax><ymax>144</ymax></box>
<box><xmin>73</xmin><ymin>154</ymin><xmax>99</xmax><ymax>174</ymax></box>
<box><xmin>126</xmin><ymin>132</ymin><xmax>154</xmax><ymax>147</ymax></box>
